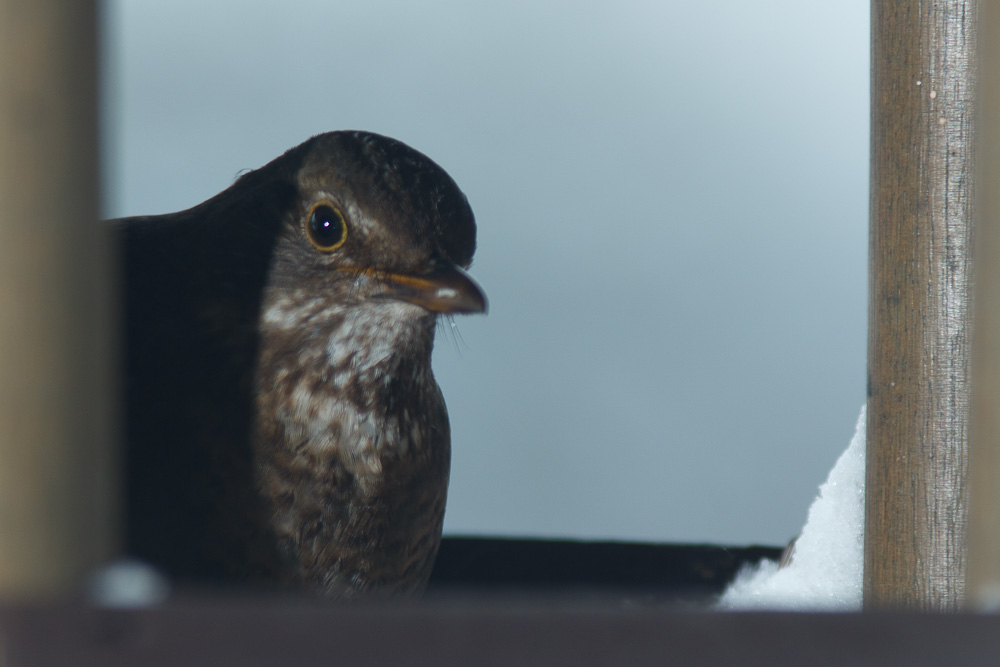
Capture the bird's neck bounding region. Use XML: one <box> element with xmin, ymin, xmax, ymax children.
<box><xmin>255</xmin><ymin>290</ymin><xmax>441</xmax><ymax>463</ymax></box>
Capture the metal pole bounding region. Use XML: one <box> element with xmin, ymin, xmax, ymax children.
<box><xmin>967</xmin><ymin>1</ymin><xmax>1000</xmax><ymax>611</ymax></box>
<box><xmin>865</xmin><ymin>0</ymin><xmax>978</xmax><ymax>611</ymax></box>
<box><xmin>0</xmin><ymin>0</ymin><xmax>116</xmax><ymax>598</ymax></box>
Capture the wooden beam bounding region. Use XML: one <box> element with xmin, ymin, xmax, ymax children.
<box><xmin>0</xmin><ymin>0</ymin><xmax>116</xmax><ymax>598</ymax></box>
<box><xmin>865</xmin><ymin>0</ymin><xmax>978</xmax><ymax>610</ymax></box>
<box><xmin>5</xmin><ymin>598</ymin><xmax>1000</xmax><ymax>666</ymax></box>
<box><xmin>967</xmin><ymin>0</ymin><xmax>1000</xmax><ymax>610</ymax></box>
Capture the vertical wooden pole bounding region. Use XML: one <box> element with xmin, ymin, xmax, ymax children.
<box><xmin>0</xmin><ymin>0</ymin><xmax>117</xmax><ymax>598</ymax></box>
<box><xmin>865</xmin><ymin>0</ymin><xmax>978</xmax><ymax>610</ymax></box>
<box><xmin>967</xmin><ymin>1</ymin><xmax>1000</xmax><ymax>610</ymax></box>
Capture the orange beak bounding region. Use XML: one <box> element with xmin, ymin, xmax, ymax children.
<box><xmin>370</xmin><ymin>264</ymin><xmax>487</xmax><ymax>315</ymax></box>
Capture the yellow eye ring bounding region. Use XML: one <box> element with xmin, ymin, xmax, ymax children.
<box><xmin>305</xmin><ymin>202</ymin><xmax>348</xmax><ymax>251</ymax></box>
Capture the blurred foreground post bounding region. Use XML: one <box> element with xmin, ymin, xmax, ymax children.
<box><xmin>0</xmin><ymin>0</ymin><xmax>116</xmax><ymax>597</ymax></box>
<box><xmin>865</xmin><ymin>0</ymin><xmax>978</xmax><ymax>610</ymax></box>
<box><xmin>967</xmin><ymin>1</ymin><xmax>1000</xmax><ymax>610</ymax></box>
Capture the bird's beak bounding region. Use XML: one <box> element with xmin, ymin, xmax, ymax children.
<box><xmin>376</xmin><ymin>264</ymin><xmax>488</xmax><ymax>315</ymax></box>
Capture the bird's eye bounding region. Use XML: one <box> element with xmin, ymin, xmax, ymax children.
<box><xmin>306</xmin><ymin>203</ymin><xmax>348</xmax><ymax>251</ymax></box>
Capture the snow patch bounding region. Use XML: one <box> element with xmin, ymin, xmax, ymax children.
<box><xmin>718</xmin><ymin>405</ymin><xmax>866</xmax><ymax>611</ymax></box>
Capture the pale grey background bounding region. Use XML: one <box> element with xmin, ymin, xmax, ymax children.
<box><xmin>102</xmin><ymin>1</ymin><xmax>869</xmax><ymax>546</ymax></box>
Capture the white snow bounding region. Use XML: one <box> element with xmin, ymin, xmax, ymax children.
<box><xmin>717</xmin><ymin>405</ymin><xmax>866</xmax><ymax>611</ymax></box>
<box><xmin>88</xmin><ymin>558</ymin><xmax>170</xmax><ymax>608</ymax></box>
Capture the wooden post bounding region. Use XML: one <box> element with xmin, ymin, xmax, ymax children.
<box><xmin>0</xmin><ymin>0</ymin><xmax>117</xmax><ymax>598</ymax></box>
<box><xmin>865</xmin><ymin>0</ymin><xmax>978</xmax><ymax>610</ymax></box>
<box><xmin>967</xmin><ymin>1</ymin><xmax>1000</xmax><ymax>610</ymax></box>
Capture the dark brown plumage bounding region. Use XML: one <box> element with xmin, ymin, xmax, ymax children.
<box><xmin>118</xmin><ymin>131</ymin><xmax>486</xmax><ymax>599</ymax></box>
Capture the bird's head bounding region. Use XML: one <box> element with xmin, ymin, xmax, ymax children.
<box><xmin>263</xmin><ymin>131</ymin><xmax>486</xmax><ymax>318</ymax></box>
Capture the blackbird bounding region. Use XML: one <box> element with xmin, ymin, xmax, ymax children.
<box><xmin>118</xmin><ymin>131</ymin><xmax>486</xmax><ymax>599</ymax></box>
